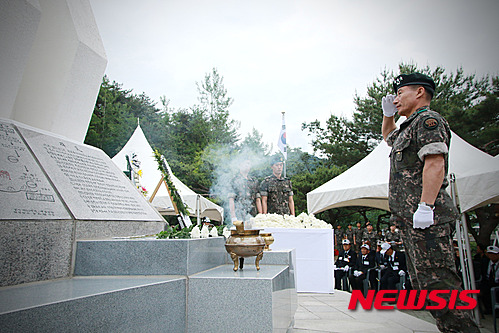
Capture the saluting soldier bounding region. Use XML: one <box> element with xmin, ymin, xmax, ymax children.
<box><xmin>382</xmin><ymin>72</ymin><xmax>479</xmax><ymax>332</ymax></box>
<box><xmin>260</xmin><ymin>156</ymin><xmax>295</xmax><ymax>216</ymax></box>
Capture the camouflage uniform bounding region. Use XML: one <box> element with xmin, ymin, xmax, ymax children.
<box><xmin>260</xmin><ymin>175</ymin><xmax>293</xmax><ymax>215</ymax></box>
<box><xmin>361</xmin><ymin>230</ymin><xmax>378</xmax><ymax>249</ymax></box>
<box><xmin>345</xmin><ymin>228</ymin><xmax>355</xmax><ymax>244</ymax></box>
<box><xmin>387</xmin><ymin>107</ymin><xmax>479</xmax><ymax>332</ymax></box>
<box><xmin>334</xmin><ymin>227</ymin><xmax>344</xmax><ymax>251</ymax></box>
<box><xmin>354</xmin><ymin>227</ymin><xmax>364</xmax><ymax>251</ymax></box>
<box><xmin>228</xmin><ymin>175</ymin><xmax>261</xmax><ymax>220</ymax></box>
<box><xmin>384</xmin><ymin>229</ymin><xmax>401</xmax><ymax>243</ymax></box>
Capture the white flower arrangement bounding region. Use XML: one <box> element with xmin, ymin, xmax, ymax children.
<box><xmin>200</xmin><ymin>225</ymin><xmax>210</xmax><ymax>238</ymax></box>
<box><xmin>190</xmin><ymin>226</ymin><xmax>201</xmax><ymax>238</ymax></box>
<box><xmin>222</xmin><ymin>226</ymin><xmax>231</xmax><ymax>238</ymax></box>
<box><xmin>209</xmin><ymin>226</ymin><xmax>219</xmax><ymax>237</ymax></box>
<box><xmin>250</xmin><ymin>212</ymin><xmax>332</xmax><ymax>229</ymax></box>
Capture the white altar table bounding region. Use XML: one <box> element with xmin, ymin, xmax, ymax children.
<box><xmin>263</xmin><ymin>228</ymin><xmax>334</xmax><ymax>293</ymax></box>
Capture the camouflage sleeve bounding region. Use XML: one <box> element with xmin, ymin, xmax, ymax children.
<box><xmin>260</xmin><ymin>179</ymin><xmax>268</xmax><ymax>197</ymax></box>
<box><xmin>227</xmin><ymin>176</ymin><xmax>237</xmax><ymax>199</ymax></box>
<box><xmin>251</xmin><ymin>179</ymin><xmax>261</xmax><ymax>199</ymax></box>
<box><xmin>288</xmin><ymin>179</ymin><xmax>293</xmax><ymax>196</ymax></box>
<box><xmin>416</xmin><ymin>113</ymin><xmax>450</xmax><ymax>161</ymax></box>
<box><xmin>385</xmin><ymin>128</ymin><xmax>399</xmax><ymax>147</ymax></box>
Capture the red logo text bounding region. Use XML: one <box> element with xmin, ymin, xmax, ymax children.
<box><xmin>348</xmin><ymin>290</ymin><xmax>479</xmax><ymax>310</ymax></box>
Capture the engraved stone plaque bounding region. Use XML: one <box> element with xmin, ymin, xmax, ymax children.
<box><xmin>0</xmin><ymin>120</ymin><xmax>71</xmax><ymax>219</ymax></box>
<box><xmin>16</xmin><ymin>124</ymin><xmax>164</xmax><ymax>221</ymax></box>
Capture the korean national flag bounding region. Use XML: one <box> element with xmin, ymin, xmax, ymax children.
<box><xmin>277</xmin><ymin>125</ymin><xmax>287</xmax><ymax>160</ymax></box>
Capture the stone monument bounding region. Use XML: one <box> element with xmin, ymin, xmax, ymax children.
<box><xmin>0</xmin><ymin>0</ymin><xmax>166</xmax><ymax>287</ymax></box>
<box><xmin>0</xmin><ymin>118</ymin><xmax>165</xmax><ymax>287</ymax></box>
<box><xmin>0</xmin><ymin>0</ymin><xmax>106</xmax><ymax>142</ymax></box>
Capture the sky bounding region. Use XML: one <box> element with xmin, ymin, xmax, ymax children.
<box><xmin>89</xmin><ymin>0</ymin><xmax>499</xmax><ymax>154</ymax></box>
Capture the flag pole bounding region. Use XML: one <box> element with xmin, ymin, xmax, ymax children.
<box><xmin>281</xmin><ymin>111</ymin><xmax>287</xmax><ymax>178</ymax></box>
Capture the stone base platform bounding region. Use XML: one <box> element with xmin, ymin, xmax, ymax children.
<box><xmin>0</xmin><ymin>238</ymin><xmax>297</xmax><ymax>332</ymax></box>
<box><xmin>0</xmin><ymin>276</ymin><xmax>186</xmax><ymax>332</ymax></box>
<box><xmin>188</xmin><ymin>264</ymin><xmax>297</xmax><ymax>333</ymax></box>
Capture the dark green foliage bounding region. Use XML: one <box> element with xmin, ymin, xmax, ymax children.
<box><xmin>157</xmin><ymin>224</ymin><xmax>195</xmax><ymax>239</ymax></box>
<box><xmin>84</xmin><ymin>76</ymin><xmax>163</xmax><ymax>157</ymax></box>
<box><xmin>153</xmin><ymin>149</ymin><xmax>189</xmax><ymax>216</ymax></box>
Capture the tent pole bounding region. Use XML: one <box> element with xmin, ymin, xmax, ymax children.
<box><xmin>149</xmin><ymin>175</ymin><xmax>164</xmax><ymax>203</ymax></box>
<box><xmin>196</xmin><ymin>194</ymin><xmax>200</xmax><ymax>225</ymax></box>
<box><xmin>450</xmin><ymin>173</ymin><xmax>480</xmax><ymax>326</ymax></box>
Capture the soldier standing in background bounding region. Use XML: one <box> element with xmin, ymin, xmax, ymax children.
<box><xmin>362</xmin><ymin>222</ymin><xmax>377</xmax><ymax>249</ymax></box>
<box><xmin>345</xmin><ymin>224</ymin><xmax>355</xmax><ymax>244</ymax></box>
<box><xmin>228</xmin><ymin>158</ymin><xmax>262</xmax><ymax>222</ymax></box>
<box><xmin>335</xmin><ymin>225</ymin><xmax>344</xmax><ymax>252</ymax></box>
<box><xmin>384</xmin><ymin>223</ymin><xmax>403</xmax><ymax>251</ymax></box>
<box><xmin>382</xmin><ymin>72</ymin><xmax>479</xmax><ymax>332</ymax></box>
<box><xmin>260</xmin><ymin>156</ymin><xmax>295</xmax><ymax>216</ymax></box>
<box><xmin>228</xmin><ymin>157</ymin><xmax>262</xmax><ymax>269</ymax></box>
<box><xmin>354</xmin><ymin>222</ymin><xmax>363</xmax><ymax>252</ymax></box>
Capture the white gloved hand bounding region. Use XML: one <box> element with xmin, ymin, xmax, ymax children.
<box><xmin>413</xmin><ymin>204</ymin><xmax>434</xmax><ymax>229</ymax></box>
<box><xmin>343</xmin><ymin>266</ymin><xmax>350</xmax><ymax>272</ymax></box>
<box><xmin>354</xmin><ymin>270</ymin><xmax>362</xmax><ymax>277</ymax></box>
<box><xmin>398</xmin><ymin>270</ymin><xmax>406</xmax><ymax>276</ymax></box>
<box><xmin>382</xmin><ymin>94</ymin><xmax>397</xmax><ymax>117</ymax></box>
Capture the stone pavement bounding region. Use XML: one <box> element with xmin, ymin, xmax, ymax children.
<box><xmin>290</xmin><ymin>291</ymin><xmax>494</xmax><ymax>333</ymax></box>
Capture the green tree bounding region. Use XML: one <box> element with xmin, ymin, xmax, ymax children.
<box><xmin>157</xmin><ymin>68</ymin><xmax>240</xmax><ymax>195</ymax></box>
<box><xmin>84</xmin><ymin>76</ymin><xmax>163</xmax><ymax>157</ymax></box>
<box><xmin>85</xmin><ymin>76</ymin><xmax>136</xmax><ymax>156</ymax></box>
<box><xmin>239</xmin><ymin>128</ymin><xmax>271</xmax><ymax>156</ymax></box>
<box><xmin>197</xmin><ymin>67</ymin><xmax>239</xmax><ymax>145</ymax></box>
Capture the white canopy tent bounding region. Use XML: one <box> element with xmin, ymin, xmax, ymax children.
<box><xmin>112</xmin><ymin>124</ymin><xmax>224</xmax><ymax>222</ymax></box>
<box><xmin>307</xmin><ymin>128</ymin><xmax>499</xmax><ymax>215</ymax></box>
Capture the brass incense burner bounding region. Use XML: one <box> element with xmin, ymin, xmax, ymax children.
<box><xmin>225</xmin><ymin>221</ymin><xmax>265</xmax><ymax>271</ymax></box>
<box><xmin>260</xmin><ymin>233</ymin><xmax>274</xmax><ymax>251</ymax></box>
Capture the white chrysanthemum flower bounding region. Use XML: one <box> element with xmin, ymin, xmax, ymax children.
<box><xmin>190</xmin><ymin>226</ymin><xmax>201</xmax><ymax>238</ymax></box>
<box><xmin>200</xmin><ymin>225</ymin><xmax>210</xmax><ymax>238</ymax></box>
<box><xmin>222</xmin><ymin>227</ymin><xmax>231</xmax><ymax>238</ymax></box>
<box><xmin>209</xmin><ymin>227</ymin><xmax>219</xmax><ymax>237</ymax></box>
<box><xmin>250</xmin><ymin>213</ymin><xmax>331</xmax><ymax>229</ymax></box>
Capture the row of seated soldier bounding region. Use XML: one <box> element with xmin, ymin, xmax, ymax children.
<box><xmin>334</xmin><ymin>238</ymin><xmax>410</xmax><ymax>293</ymax></box>
<box><xmin>335</xmin><ymin>233</ymin><xmax>499</xmax><ymax>318</ymax></box>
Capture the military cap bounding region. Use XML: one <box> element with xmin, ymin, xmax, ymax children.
<box><xmin>380</xmin><ymin>242</ymin><xmax>391</xmax><ymax>255</ymax></box>
<box><xmin>487</xmin><ymin>245</ymin><xmax>499</xmax><ymax>254</ymax></box>
<box><xmin>270</xmin><ymin>155</ymin><xmax>284</xmax><ymax>166</ymax></box>
<box><xmin>342</xmin><ymin>239</ymin><xmax>351</xmax><ymax>245</ymax></box>
<box><xmin>393</xmin><ymin>72</ymin><xmax>436</xmax><ymax>97</ymax></box>
<box><xmin>361</xmin><ymin>244</ymin><xmax>370</xmax><ymax>250</ymax></box>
